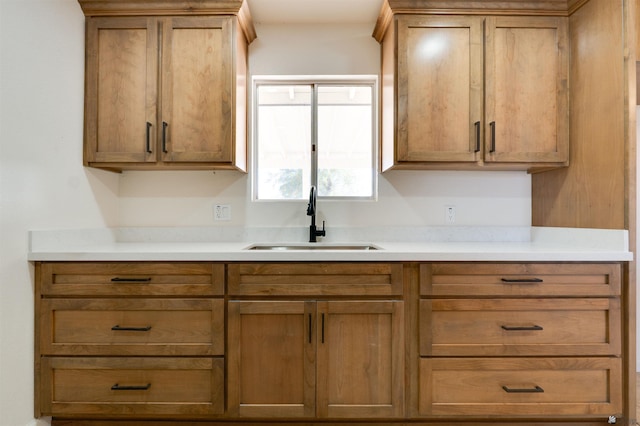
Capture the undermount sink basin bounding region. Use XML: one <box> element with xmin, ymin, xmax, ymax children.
<box><xmin>245</xmin><ymin>243</ymin><xmax>379</xmax><ymax>251</ymax></box>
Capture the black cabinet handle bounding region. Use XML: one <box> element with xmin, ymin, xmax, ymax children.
<box><xmin>501</xmin><ymin>278</ymin><xmax>543</xmax><ymax>283</ymax></box>
<box><xmin>308</xmin><ymin>313</ymin><xmax>312</xmax><ymax>344</ymax></box>
<box><xmin>110</xmin><ymin>277</ymin><xmax>152</xmax><ymax>283</ymax></box>
<box><xmin>474</xmin><ymin>121</ymin><xmax>481</xmax><ymax>153</ymax></box>
<box><xmin>321</xmin><ymin>313</ymin><xmax>325</xmax><ymax>344</ymax></box>
<box><xmin>146</xmin><ymin>122</ymin><xmax>153</xmax><ymax>153</ymax></box>
<box><xmin>501</xmin><ymin>325</ymin><xmax>543</xmax><ymax>331</ymax></box>
<box><xmin>111</xmin><ymin>383</ymin><xmax>151</xmax><ymax>391</ymax></box>
<box><xmin>162</xmin><ymin>121</ymin><xmax>168</xmax><ymax>153</ymax></box>
<box><xmin>502</xmin><ymin>385</ymin><xmax>544</xmax><ymax>393</ymax></box>
<box><xmin>489</xmin><ymin>121</ymin><xmax>496</xmax><ymax>153</ymax></box>
<box><xmin>111</xmin><ymin>325</ymin><xmax>152</xmax><ymax>332</ymax></box>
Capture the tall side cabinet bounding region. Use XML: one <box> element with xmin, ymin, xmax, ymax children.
<box><xmin>79</xmin><ymin>0</ymin><xmax>255</xmax><ymax>171</ymax></box>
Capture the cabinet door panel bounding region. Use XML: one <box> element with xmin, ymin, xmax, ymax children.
<box><xmin>227</xmin><ymin>301</ymin><xmax>315</xmax><ymax>417</ymax></box>
<box><xmin>317</xmin><ymin>300</ymin><xmax>404</xmax><ymax>418</ymax></box>
<box><xmin>162</xmin><ymin>17</ymin><xmax>233</xmax><ymax>163</ymax></box>
<box><xmin>397</xmin><ymin>16</ymin><xmax>483</xmax><ymax>162</ymax></box>
<box><xmin>85</xmin><ymin>17</ymin><xmax>157</xmax><ymax>163</ymax></box>
<box><xmin>485</xmin><ymin>16</ymin><xmax>569</xmax><ymax>163</ymax></box>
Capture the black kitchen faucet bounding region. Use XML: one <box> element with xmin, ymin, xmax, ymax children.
<box><xmin>306</xmin><ymin>185</ymin><xmax>326</xmax><ymax>243</ymax></box>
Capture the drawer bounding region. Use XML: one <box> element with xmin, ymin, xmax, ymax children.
<box><xmin>40</xmin><ymin>299</ymin><xmax>224</xmax><ymax>356</ymax></box>
<box><xmin>419</xmin><ymin>357</ymin><xmax>622</xmax><ymax>417</ymax></box>
<box><xmin>420</xmin><ymin>298</ymin><xmax>621</xmax><ymax>356</ymax></box>
<box><xmin>40</xmin><ymin>357</ymin><xmax>224</xmax><ymax>417</ymax></box>
<box><xmin>420</xmin><ymin>263</ymin><xmax>621</xmax><ymax>297</ymax></box>
<box><xmin>38</xmin><ymin>262</ymin><xmax>224</xmax><ymax>296</ymax></box>
<box><xmin>228</xmin><ymin>263</ymin><xmax>403</xmax><ymax>296</ymax></box>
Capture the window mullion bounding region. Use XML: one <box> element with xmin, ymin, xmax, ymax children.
<box><xmin>311</xmin><ymin>83</ymin><xmax>318</xmax><ymax>191</ymax></box>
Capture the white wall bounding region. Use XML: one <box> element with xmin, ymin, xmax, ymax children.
<box><xmin>0</xmin><ymin>4</ymin><xmax>530</xmax><ymax>426</ymax></box>
<box><xmin>0</xmin><ymin>1</ymin><xmax>119</xmax><ymax>425</ymax></box>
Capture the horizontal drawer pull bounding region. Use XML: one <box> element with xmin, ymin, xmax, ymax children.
<box><xmin>110</xmin><ymin>277</ymin><xmax>152</xmax><ymax>283</ymax></box>
<box><xmin>502</xmin><ymin>385</ymin><xmax>544</xmax><ymax>393</ymax></box>
<box><xmin>501</xmin><ymin>325</ymin><xmax>543</xmax><ymax>331</ymax></box>
<box><xmin>501</xmin><ymin>278</ymin><xmax>544</xmax><ymax>283</ymax></box>
<box><xmin>111</xmin><ymin>325</ymin><xmax>152</xmax><ymax>332</ymax></box>
<box><xmin>111</xmin><ymin>383</ymin><xmax>151</xmax><ymax>391</ymax></box>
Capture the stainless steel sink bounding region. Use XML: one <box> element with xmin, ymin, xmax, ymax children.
<box><xmin>245</xmin><ymin>243</ymin><xmax>379</xmax><ymax>251</ymax></box>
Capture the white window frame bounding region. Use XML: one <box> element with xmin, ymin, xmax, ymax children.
<box><xmin>251</xmin><ymin>75</ymin><xmax>378</xmax><ymax>202</ymax></box>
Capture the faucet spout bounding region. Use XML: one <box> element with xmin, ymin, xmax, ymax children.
<box><xmin>306</xmin><ymin>186</ymin><xmax>326</xmax><ymax>242</ymax></box>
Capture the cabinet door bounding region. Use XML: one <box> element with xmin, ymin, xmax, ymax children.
<box><xmin>161</xmin><ymin>16</ymin><xmax>233</xmax><ymax>163</ymax></box>
<box><xmin>317</xmin><ymin>300</ymin><xmax>404</xmax><ymax>418</ymax></box>
<box><xmin>227</xmin><ymin>301</ymin><xmax>316</xmax><ymax>417</ymax></box>
<box><xmin>484</xmin><ymin>16</ymin><xmax>569</xmax><ymax>164</ymax></box>
<box><xmin>396</xmin><ymin>16</ymin><xmax>483</xmax><ymax>163</ymax></box>
<box><xmin>84</xmin><ymin>17</ymin><xmax>158</xmax><ymax>164</ymax></box>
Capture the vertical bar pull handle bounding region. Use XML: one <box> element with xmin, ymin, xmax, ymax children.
<box><xmin>146</xmin><ymin>122</ymin><xmax>153</xmax><ymax>153</ymax></box>
<box><xmin>474</xmin><ymin>121</ymin><xmax>481</xmax><ymax>153</ymax></box>
<box><xmin>162</xmin><ymin>121</ymin><xmax>168</xmax><ymax>153</ymax></box>
<box><xmin>308</xmin><ymin>314</ymin><xmax>312</xmax><ymax>344</ymax></box>
<box><xmin>321</xmin><ymin>313</ymin><xmax>325</xmax><ymax>344</ymax></box>
<box><xmin>489</xmin><ymin>121</ymin><xmax>496</xmax><ymax>153</ymax></box>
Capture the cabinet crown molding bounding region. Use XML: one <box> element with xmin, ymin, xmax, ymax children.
<box><xmin>373</xmin><ymin>0</ymin><xmax>589</xmax><ymax>42</ymax></box>
<box><xmin>77</xmin><ymin>0</ymin><xmax>256</xmax><ymax>41</ymax></box>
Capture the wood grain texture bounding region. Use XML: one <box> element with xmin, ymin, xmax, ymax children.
<box><xmin>532</xmin><ymin>0</ymin><xmax>625</xmax><ymax>228</ymax></box>
<box><xmin>41</xmin><ymin>357</ymin><xmax>224</xmax><ymax>417</ymax></box>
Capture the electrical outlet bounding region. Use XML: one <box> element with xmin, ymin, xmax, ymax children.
<box><xmin>445</xmin><ymin>205</ymin><xmax>456</xmax><ymax>224</ymax></box>
<box><xmin>214</xmin><ymin>204</ymin><xmax>231</xmax><ymax>221</ymax></box>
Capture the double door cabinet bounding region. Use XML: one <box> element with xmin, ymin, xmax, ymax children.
<box><xmin>379</xmin><ymin>15</ymin><xmax>569</xmax><ymax>171</ymax></box>
<box><xmin>83</xmin><ymin>13</ymin><xmax>251</xmax><ymax>171</ymax></box>
<box><xmin>34</xmin><ymin>261</ymin><xmax>625</xmax><ymax>425</ymax></box>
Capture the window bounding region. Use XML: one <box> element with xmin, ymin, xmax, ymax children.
<box><xmin>253</xmin><ymin>77</ymin><xmax>377</xmax><ymax>200</ymax></box>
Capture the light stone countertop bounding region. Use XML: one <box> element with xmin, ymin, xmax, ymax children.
<box><xmin>27</xmin><ymin>226</ymin><xmax>633</xmax><ymax>262</ymax></box>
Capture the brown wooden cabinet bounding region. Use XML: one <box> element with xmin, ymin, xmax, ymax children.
<box><xmin>379</xmin><ymin>14</ymin><xmax>568</xmax><ymax>171</ymax></box>
<box><xmin>417</xmin><ymin>262</ymin><xmax>623</xmax><ymax>418</ymax></box>
<box><xmin>34</xmin><ymin>260</ymin><xmax>629</xmax><ymax>425</ymax></box>
<box><xmin>81</xmin><ymin>2</ymin><xmax>254</xmax><ymax>171</ymax></box>
<box><xmin>35</xmin><ymin>262</ymin><xmax>225</xmax><ymax>419</ymax></box>
<box><xmin>227</xmin><ymin>263</ymin><xmax>405</xmax><ymax>419</ymax></box>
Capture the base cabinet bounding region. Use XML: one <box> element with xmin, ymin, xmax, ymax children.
<box><xmin>34</xmin><ymin>260</ymin><xmax>628</xmax><ymax>425</ymax></box>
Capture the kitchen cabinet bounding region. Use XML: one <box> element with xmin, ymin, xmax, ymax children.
<box><xmin>417</xmin><ymin>262</ymin><xmax>623</xmax><ymax>418</ymax></box>
<box><xmin>35</xmin><ymin>262</ymin><xmax>225</xmax><ymax>418</ymax></box>
<box><xmin>34</xmin><ymin>259</ymin><xmax>629</xmax><ymax>425</ymax></box>
<box><xmin>81</xmin><ymin>2</ymin><xmax>254</xmax><ymax>171</ymax></box>
<box><xmin>378</xmin><ymin>14</ymin><xmax>569</xmax><ymax>171</ymax></box>
<box><xmin>227</xmin><ymin>263</ymin><xmax>405</xmax><ymax>419</ymax></box>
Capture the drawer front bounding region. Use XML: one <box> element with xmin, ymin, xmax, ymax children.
<box><xmin>38</xmin><ymin>262</ymin><xmax>224</xmax><ymax>296</ymax></box>
<box><xmin>420</xmin><ymin>263</ymin><xmax>621</xmax><ymax>297</ymax></box>
<box><xmin>40</xmin><ymin>299</ymin><xmax>224</xmax><ymax>356</ymax></box>
<box><xmin>419</xmin><ymin>357</ymin><xmax>622</xmax><ymax>417</ymax></box>
<box><xmin>40</xmin><ymin>357</ymin><xmax>224</xmax><ymax>417</ymax></box>
<box><xmin>228</xmin><ymin>263</ymin><xmax>403</xmax><ymax>296</ymax></box>
<box><xmin>420</xmin><ymin>298</ymin><xmax>621</xmax><ymax>356</ymax></box>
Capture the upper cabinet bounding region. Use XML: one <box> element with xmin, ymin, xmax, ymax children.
<box><xmin>376</xmin><ymin>6</ymin><xmax>569</xmax><ymax>172</ymax></box>
<box><xmin>79</xmin><ymin>0</ymin><xmax>255</xmax><ymax>172</ymax></box>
